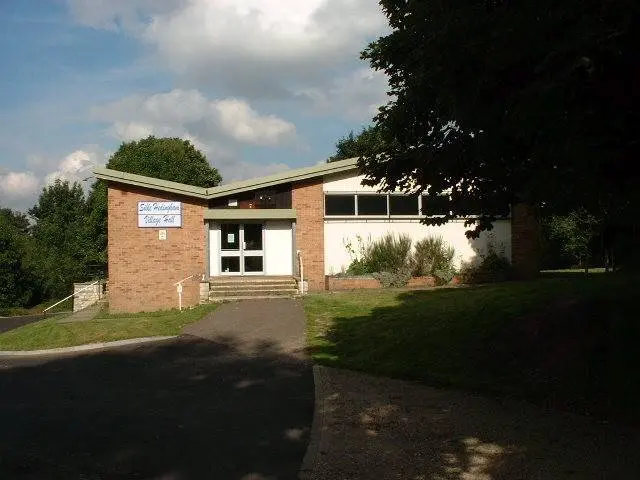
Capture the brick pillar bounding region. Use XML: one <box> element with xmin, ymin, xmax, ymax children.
<box><xmin>511</xmin><ymin>203</ymin><xmax>541</xmax><ymax>279</ymax></box>
<box><xmin>292</xmin><ymin>179</ymin><xmax>325</xmax><ymax>291</ymax></box>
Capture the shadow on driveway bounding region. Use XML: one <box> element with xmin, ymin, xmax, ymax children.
<box><xmin>0</xmin><ymin>335</ymin><xmax>314</xmax><ymax>479</ymax></box>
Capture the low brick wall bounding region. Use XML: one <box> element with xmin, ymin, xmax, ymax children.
<box><xmin>326</xmin><ymin>275</ymin><xmax>466</xmax><ymax>291</ymax></box>
<box><xmin>406</xmin><ymin>276</ymin><xmax>437</xmax><ymax>288</ymax></box>
<box><xmin>326</xmin><ymin>276</ymin><xmax>381</xmax><ymax>290</ymax></box>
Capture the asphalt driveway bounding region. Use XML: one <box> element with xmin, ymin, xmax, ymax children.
<box><xmin>0</xmin><ymin>299</ymin><xmax>314</xmax><ymax>479</ymax></box>
<box><xmin>0</xmin><ymin>314</ymin><xmax>47</xmax><ymax>334</ymax></box>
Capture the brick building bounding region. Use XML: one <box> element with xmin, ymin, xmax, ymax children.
<box><xmin>96</xmin><ymin>158</ymin><xmax>537</xmax><ymax>313</ymax></box>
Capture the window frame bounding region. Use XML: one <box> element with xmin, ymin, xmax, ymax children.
<box><xmin>355</xmin><ymin>193</ymin><xmax>389</xmax><ymax>217</ymax></box>
<box><xmin>324</xmin><ymin>193</ymin><xmax>357</xmax><ymax>216</ymax></box>
<box><xmin>388</xmin><ymin>193</ymin><xmax>421</xmax><ymax>217</ymax></box>
<box><xmin>324</xmin><ymin>192</ymin><xmax>425</xmax><ymax>219</ymax></box>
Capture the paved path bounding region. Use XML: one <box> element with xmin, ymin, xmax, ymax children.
<box><xmin>57</xmin><ymin>303</ymin><xmax>102</xmax><ymax>323</ymax></box>
<box><xmin>184</xmin><ymin>298</ymin><xmax>307</xmax><ymax>357</ymax></box>
<box><xmin>0</xmin><ymin>314</ymin><xmax>47</xmax><ymax>334</ymax></box>
<box><xmin>302</xmin><ymin>366</ymin><xmax>640</xmax><ymax>480</ymax></box>
<box><xmin>0</xmin><ymin>299</ymin><xmax>313</xmax><ymax>479</ymax></box>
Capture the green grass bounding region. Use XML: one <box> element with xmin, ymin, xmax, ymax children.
<box><xmin>0</xmin><ymin>304</ymin><xmax>217</xmax><ymax>351</ymax></box>
<box><xmin>305</xmin><ymin>273</ymin><xmax>640</xmax><ymax>423</ymax></box>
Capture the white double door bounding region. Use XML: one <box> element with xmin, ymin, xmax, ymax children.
<box><xmin>220</xmin><ymin>223</ymin><xmax>264</xmax><ymax>275</ymax></box>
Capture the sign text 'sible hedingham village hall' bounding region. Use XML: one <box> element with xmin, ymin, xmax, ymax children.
<box><xmin>137</xmin><ymin>201</ymin><xmax>182</xmax><ymax>228</ymax></box>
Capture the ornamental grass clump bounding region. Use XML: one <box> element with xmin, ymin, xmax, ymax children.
<box><xmin>413</xmin><ymin>236</ymin><xmax>456</xmax><ymax>285</ymax></box>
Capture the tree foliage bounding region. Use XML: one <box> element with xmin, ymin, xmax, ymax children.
<box><xmin>546</xmin><ymin>209</ymin><xmax>599</xmax><ymax>270</ymax></box>
<box><xmin>0</xmin><ymin>209</ymin><xmax>37</xmax><ymax>308</ymax></box>
<box><xmin>360</xmin><ymin>0</ymin><xmax>639</xmax><ymax>237</ymax></box>
<box><xmin>329</xmin><ymin>126</ymin><xmax>387</xmax><ymax>162</ymax></box>
<box><xmin>29</xmin><ymin>180</ymin><xmax>94</xmax><ymax>298</ymax></box>
<box><xmin>105</xmin><ymin>136</ymin><xmax>222</xmax><ymax>187</ymax></box>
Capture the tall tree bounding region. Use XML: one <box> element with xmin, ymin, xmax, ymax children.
<box><xmin>546</xmin><ymin>209</ymin><xmax>599</xmax><ymax>273</ymax></box>
<box><xmin>360</xmin><ymin>0</ymin><xmax>639</xmax><ymax>237</ymax></box>
<box><xmin>0</xmin><ymin>209</ymin><xmax>37</xmax><ymax>308</ymax></box>
<box><xmin>105</xmin><ymin>136</ymin><xmax>222</xmax><ymax>187</ymax></box>
<box><xmin>29</xmin><ymin>180</ymin><xmax>92</xmax><ymax>298</ymax></box>
<box><xmin>87</xmin><ymin>136</ymin><xmax>223</xmax><ymax>265</ymax></box>
<box><xmin>329</xmin><ymin>126</ymin><xmax>387</xmax><ymax>162</ymax></box>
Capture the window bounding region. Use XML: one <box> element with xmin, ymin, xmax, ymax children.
<box><xmin>357</xmin><ymin>194</ymin><xmax>388</xmax><ymax>215</ymax></box>
<box><xmin>422</xmin><ymin>195</ymin><xmax>450</xmax><ymax>216</ymax></box>
<box><xmin>389</xmin><ymin>195</ymin><xmax>419</xmax><ymax>215</ymax></box>
<box><xmin>255</xmin><ymin>189</ymin><xmax>276</xmax><ymax>208</ymax></box>
<box><xmin>325</xmin><ymin>194</ymin><xmax>355</xmax><ymax>215</ymax></box>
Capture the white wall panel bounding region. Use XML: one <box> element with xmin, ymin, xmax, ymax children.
<box><xmin>324</xmin><ymin>219</ymin><xmax>511</xmax><ymax>275</ymax></box>
<box><xmin>208</xmin><ymin>223</ymin><xmax>220</xmax><ymax>276</ymax></box>
<box><xmin>265</xmin><ymin>221</ymin><xmax>293</xmax><ymax>275</ymax></box>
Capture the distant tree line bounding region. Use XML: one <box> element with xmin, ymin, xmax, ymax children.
<box><xmin>0</xmin><ymin>137</ymin><xmax>221</xmax><ymax>310</ymax></box>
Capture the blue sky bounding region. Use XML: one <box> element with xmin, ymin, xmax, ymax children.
<box><xmin>0</xmin><ymin>0</ymin><xmax>389</xmax><ymax>210</ymax></box>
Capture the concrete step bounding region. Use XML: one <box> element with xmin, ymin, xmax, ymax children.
<box><xmin>210</xmin><ymin>288</ymin><xmax>298</xmax><ymax>298</ymax></box>
<box><xmin>210</xmin><ymin>284</ymin><xmax>297</xmax><ymax>292</ymax></box>
<box><xmin>209</xmin><ymin>294</ymin><xmax>301</xmax><ymax>302</ymax></box>
<box><xmin>209</xmin><ymin>278</ymin><xmax>296</xmax><ymax>286</ymax></box>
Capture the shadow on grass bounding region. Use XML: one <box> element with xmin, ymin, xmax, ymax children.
<box><xmin>308</xmin><ymin>276</ymin><xmax>640</xmax><ymax>425</ymax></box>
<box><xmin>0</xmin><ymin>335</ymin><xmax>313</xmax><ymax>479</ymax></box>
<box><xmin>312</xmin><ymin>366</ymin><xmax>640</xmax><ymax>479</ymax></box>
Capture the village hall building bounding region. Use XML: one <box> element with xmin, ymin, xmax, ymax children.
<box><xmin>95</xmin><ymin>158</ymin><xmax>537</xmax><ymax>313</ymax></box>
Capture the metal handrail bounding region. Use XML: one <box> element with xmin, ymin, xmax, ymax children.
<box><xmin>43</xmin><ymin>280</ymin><xmax>101</xmax><ymax>313</ymax></box>
<box><xmin>174</xmin><ymin>275</ymin><xmax>195</xmax><ymax>311</ymax></box>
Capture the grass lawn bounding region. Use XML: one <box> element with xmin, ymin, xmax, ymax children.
<box><xmin>305</xmin><ymin>272</ymin><xmax>640</xmax><ymax>423</ymax></box>
<box><xmin>0</xmin><ymin>304</ymin><xmax>217</xmax><ymax>351</ymax></box>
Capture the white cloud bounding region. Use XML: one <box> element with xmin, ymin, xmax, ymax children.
<box><xmin>0</xmin><ymin>172</ymin><xmax>40</xmax><ymax>199</ymax></box>
<box><xmin>67</xmin><ymin>0</ymin><xmax>390</xmax><ymax>117</ymax></box>
<box><xmin>215</xmin><ymin>99</ymin><xmax>296</xmax><ymax>146</ymax></box>
<box><xmin>92</xmin><ymin>89</ymin><xmax>296</xmax><ymax>147</ymax></box>
<box><xmin>0</xmin><ymin>148</ymin><xmax>107</xmax><ymax>211</ymax></box>
<box><xmin>44</xmin><ymin>150</ymin><xmax>103</xmax><ymax>186</ymax></box>
<box><xmin>91</xmin><ymin>89</ymin><xmax>295</xmax><ymax>183</ymax></box>
<box><xmin>296</xmin><ymin>67</ymin><xmax>389</xmax><ymax>120</ymax></box>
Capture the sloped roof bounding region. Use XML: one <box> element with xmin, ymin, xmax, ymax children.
<box><xmin>93</xmin><ymin>157</ymin><xmax>358</xmax><ymax>199</ymax></box>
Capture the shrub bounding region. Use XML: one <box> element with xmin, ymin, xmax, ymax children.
<box><xmin>365</xmin><ymin>233</ymin><xmax>412</xmax><ymax>274</ymax></box>
<box><xmin>344</xmin><ymin>233</ymin><xmax>413</xmax><ymax>287</ymax></box>
<box><xmin>412</xmin><ymin>236</ymin><xmax>456</xmax><ymax>284</ymax></box>
<box><xmin>459</xmin><ymin>242</ymin><xmax>513</xmax><ymax>283</ymax></box>
<box><xmin>374</xmin><ymin>266</ymin><xmax>413</xmax><ymax>288</ymax></box>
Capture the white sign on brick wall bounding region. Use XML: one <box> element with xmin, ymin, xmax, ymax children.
<box><xmin>138</xmin><ymin>201</ymin><xmax>182</xmax><ymax>228</ymax></box>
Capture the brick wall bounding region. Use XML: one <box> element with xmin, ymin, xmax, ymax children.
<box><xmin>511</xmin><ymin>203</ymin><xmax>541</xmax><ymax>279</ymax></box>
<box><xmin>326</xmin><ymin>276</ymin><xmax>380</xmax><ymax>290</ymax></box>
<box><xmin>108</xmin><ymin>183</ymin><xmax>206</xmax><ymax>313</ymax></box>
<box><xmin>292</xmin><ymin>179</ymin><xmax>325</xmax><ymax>290</ymax></box>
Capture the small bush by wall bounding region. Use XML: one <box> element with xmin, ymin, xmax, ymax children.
<box><xmin>459</xmin><ymin>243</ymin><xmax>513</xmax><ymax>284</ymax></box>
<box><xmin>343</xmin><ymin>233</ymin><xmax>458</xmax><ymax>288</ymax></box>
<box><xmin>412</xmin><ymin>236</ymin><xmax>456</xmax><ymax>285</ymax></box>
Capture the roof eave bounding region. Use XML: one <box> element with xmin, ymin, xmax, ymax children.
<box><xmin>94</xmin><ymin>167</ymin><xmax>209</xmax><ymax>199</ymax></box>
<box><xmin>94</xmin><ymin>157</ymin><xmax>360</xmax><ymax>200</ymax></box>
<box><xmin>205</xmin><ymin>158</ymin><xmax>359</xmax><ymax>198</ymax></box>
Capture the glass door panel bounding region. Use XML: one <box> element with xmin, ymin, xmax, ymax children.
<box><xmin>221</xmin><ymin>256</ymin><xmax>241</xmax><ymax>274</ymax></box>
<box><xmin>244</xmin><ymin>256</ymin><xmax>264</xmax><ymax>273</ymax></box>
<box><xmin>219</xmin><ymin>223</ymin><xmax>264</xmax><ymax>275</ymax></box>
<box><xmin>221</xmin><ymin>223</ymin><xmax>240</xmax><ymax>250</ymax></box>
<box><xmin>243</xmin><ymin>223</ymin><xmax>263</xmax><ymax>251</ymax></box>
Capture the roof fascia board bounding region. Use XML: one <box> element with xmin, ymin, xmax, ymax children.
<box><xmin>94</xmin><ymin>157</ymin><xmax>359</xmax><ymax>200</ymax></box>
<box><xmin>204</xmin><ymin>208</ymin><xmax>297</xmax><ymax>220</ymax></box>
<box><xmin>205</xmin><ymin>158</ymin><xmax>359</xmax><ymax>198</ymax></box>
<box><xmin>94</xmin><ymin>167</ymin><xmax>208</xmax><ymax>199</ymax></box>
